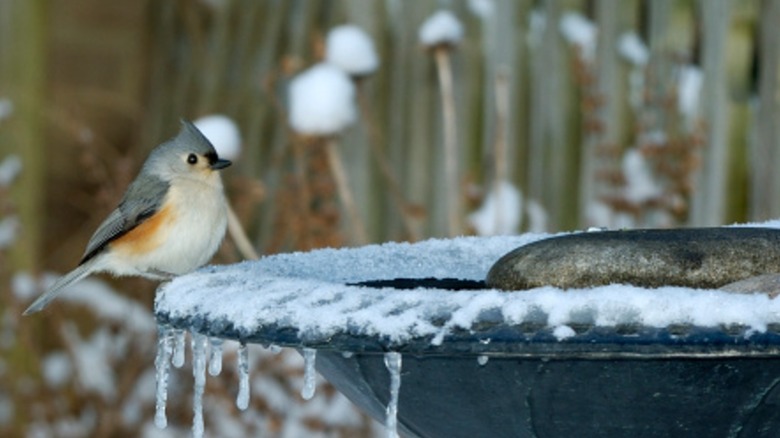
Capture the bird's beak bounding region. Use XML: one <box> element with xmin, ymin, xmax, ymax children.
<box><xmin>210</xmin><ymin>158</ymin><xmax>232</xmax><ymax>170</ymax></box>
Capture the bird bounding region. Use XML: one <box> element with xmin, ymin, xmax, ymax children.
<box><xmin>23</xmin><ymin>120</ymin><xmax>231</xmax><ymax>315</ymax></box>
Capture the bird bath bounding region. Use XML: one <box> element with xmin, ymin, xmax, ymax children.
<box><xmin>154</xmin><ymin>228</ymin><xmax>780</xmax><ymax>438</ymax></box>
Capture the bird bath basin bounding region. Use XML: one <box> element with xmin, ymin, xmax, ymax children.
<box><xmin>154</xmin><ymin>228</ymin><xmax>780</xmax><ymax>437</ymax></box>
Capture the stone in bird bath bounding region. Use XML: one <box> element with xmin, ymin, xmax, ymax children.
<box><xmin>486</xmin><ymin>227</ymin><xmax>780</xmax><ymax>291</ymax></box>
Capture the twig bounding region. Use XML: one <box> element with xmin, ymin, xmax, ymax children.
<box><xmin>226</xmin><ymin>202</ymin><xmax>259</xmax><ymax>260</ymax></box>
<box><xmin>434</xmin><ymin>46</ymin><xmax>460</xmax><ymax>236</ymax></box>
<box><xmin>324</xmin><ymin>138</ymin><xmax>368</xmax><ymax>244</ymax></box>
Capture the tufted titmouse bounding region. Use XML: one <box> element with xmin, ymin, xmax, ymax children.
<box><xmin>23</xmin><ymin>120</ymin><xmax>231</xmax><ymax>315</ymax></box>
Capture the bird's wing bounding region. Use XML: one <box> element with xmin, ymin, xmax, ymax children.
<box><xmin>80</xmin><ymin>175</ymin><xmax>170</xmax><ymax>265</ymax></box>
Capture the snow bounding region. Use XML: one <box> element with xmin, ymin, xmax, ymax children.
<box><xmin>678</xmin><ymin>65</ymin><xmax>703</xmax><ymax>120</ymax></box>
<box><xmin>42</xmin><ymin>352</ymin><xmax>73</xmax><ymax>389</ymax></box>
<box><xmin>419</xmin><ymin>10</ymin><xmax>464</xmax><ymax>47</ymax></box>
<box><xmin>622</xmin><ymin>148</ymin><xmax>662</xmax><ymax>204</ymax></box>
<box><xmin>559</xmin><ymin>12</ymin><xmax>597</xmax><ymax>61</ymax></box>
<box><xmin>194</xmin><ymin>115</ymin><xmax>242</xmax><ymax>161</ymax></box>
<box><xmin>468</xmin><ymin>180</ymin><xmax>523</xmax><ymax>236</ymax></box>
<box><xmin>0</xmin><ymin>154</ymin><xmax>22</xmax><ymax>187</ymax></box>
<box><xmin>325</xmin><ymin>25</ymin><xmax>379</xmax><ymax>77</ymax></box>
<box><xmin>155</xmin><ymin>222</ymin><xmax>780</xmax><ymax>435</ymax></box>
<box><xmin>288</xmin><ymin>63</ymin><xmax>356</xmax><ymax>135</ymax></box>
<box><xmin>618</xmin><ymin>32</ymin><xmax>649</xmax><ymax>66</ymax></box>
<box><xmin>467</xmin><ymin>0</ymin><xmax>494</xmax><ymax>19</ymax></box>
<box><xmin>156</xmin><ymin>223</ymin><xmax>780</xmax><ymax>348</ymax></box>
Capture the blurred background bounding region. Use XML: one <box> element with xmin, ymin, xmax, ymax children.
<box><xmin>1</xmin><ymin>0</ymin><xmax>779</xmax><ymax>436</ymax></box>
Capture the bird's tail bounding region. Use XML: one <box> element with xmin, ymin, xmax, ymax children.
<box><xmin>23</xmin><ymin>259</ymin><xmax>98</xmax><ymax>315</ymax></box>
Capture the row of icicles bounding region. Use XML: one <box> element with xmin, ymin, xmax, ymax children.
<box><xmin>154</xmin><ymin>325</ymin><xmax>418</xmax><ymax>438</ymax></box>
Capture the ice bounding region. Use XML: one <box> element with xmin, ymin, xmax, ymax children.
<box><xmin>559</xmin><ymin>12</ymin><xmax>597</xmax><ymax>61</ymax></box>
<box><xmin>194</xmin><ymin>115</ymin><xmax>242</xmax><ymax>161</ymax></box>
<box><xmin>154</xmin><ymin>325</ymin><xmax>174</xmax><ymax>429</ymax></box>
<box><xmin>208</xmin><ymin>337</ymin><xmax>223</xmax><ymax>376</ymax></box>
<box><xmin>191</xmin><ymin>333</ymin><xmax>209</xmax><ymax>438</ymax></box>
<box><xmin>300</xmin><ymin>348</ymin><xmax>317</xmax><ymax>400</ymax></box>
<box><xmin>384</xmin><ymin>352</ymin><xmax>402</xmax><ymax>438</ymax></box>
<box><xmin>477</xmin><ymin>355</ymin><xmax>489</xmax><ymax>366</ymax></box>
<box><xmin>172</xmin><ymin>329</ymin><xmax>186</xmax><ymax>368</ymax></box>
<box><xmin>236</xmin><ymin>342</ymin><xmax>250</xmax><ymax>410</ymax></box>
<box><xmin>156</xmin><ymin>222</ymin><xmax>780</xmax><ymax>350</ymax></box>
<box><xmin>468</xmin><ymin>180</ymin><xmax>523</xmax><ymax>236</ymax></box>
<box><xmin>288</xmin><ymin>63</ymin><xmax>356</xmax><ymax>135</ymax></box>
<box><xmin>325</xmin><ymin>25</ymin><xmax>379</xmax><ymax>77</ymax></box>
<box><xmin>419</xmin><ymin>10</ymin><xmax>464</xmax><ymax>47</ymax></box>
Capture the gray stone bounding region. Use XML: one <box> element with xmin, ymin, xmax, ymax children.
<box><xmin>486</xmin><ymin>227</ymin><xmax>780</xmax><ymax>291</ymax></box>
<box><xmin>720</xmin><ymin>274</ymin><xmax>780</xmax><ymax>298</ymax></box>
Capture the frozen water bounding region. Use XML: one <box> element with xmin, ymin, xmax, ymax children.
<box><xmin>468</xmin><ymin>0</ymin><xmax>494</xmax><ymax>19</ymax></box>
<box><xmin>172</xmin><ymin>329</ymin><xmax>186</xmax><ymax>368</ymax></box>
<box><xmin>384</xmin><ymin>352</ymin><xmax>402</xmax><ymax>438</ymax></box>
<box><xmin>191</xmin><ymin>333</ymin><xmax>209</xmax><ymax>438</ymax></box>
<box><xmin>157</xmin><ymin>222</ymin><xmax>780</xmax><ymax>349</ymax></box>
<box><xmin>288</xmin><ymin>63</ymin><xmax>356</xmax><ymax>135</ymax></box>
<box><xmin>208</xmin><ymin>337</ymin><xmax>223</xmax><ymax>376</ymax></box>
<box><xmin>236</xmin><ymin>342</ymin><xmax>250</xmax><ymax>410</ymax></box>
<box><xmin>325</xmin><ymin>25</ymin><xmax>379</xmax><ymax>77</ymax></box>
<box><xmin>477</xmin><ymin>355</ymin><xmax>489</xmax><ymax>366</ymax></box>
<box><xmin>194</xmin><ymin>115</ymin><xmax>242</xmax><ymax>161</ymax></box>
<box><xmin>468</xmin><ymin>180</ymin><xmax>522</xmax><ymax>236</ymax></box>
<box><xmin>42</xmin><ymin>351</ymin><xmax>73</xmax><ymax>389</ymax></box>
<box><xmin>301</xmin><ymin>348</ymin><xmax>317</xmax><ymax>400</ymax></box>
<box><xmin>419</xmin><ymin>10</ymin><xmax>464</xmax><ymax>47</ymax></box>
<box><xmin>154</xmin><ymin>326</ymin><xmax>173</xmax><ymax>429</ymax></box>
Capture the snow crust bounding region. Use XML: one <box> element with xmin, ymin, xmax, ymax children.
<box><xmin>288</xmin><ymin>63</ymin><xmax>356</xmax><ymax>135</ymax></box>
<box><xmin>618</xmin><ymin>32</ymin><xmax>649</xmax><ymax>66</ymax></box>
<box><xmin>156</xmin><ymin>222</ymin><xmax>780</xmax><ymax>348</ymax></box>
<box><xmin>419</xmin><ymin>10</ymin><xmax>464</xmax><ymax>47</ymax></box>
<box><xmin>325</xmin><ymin>25</ymin><xmax>379</xmax><ymax>77</ymax></box>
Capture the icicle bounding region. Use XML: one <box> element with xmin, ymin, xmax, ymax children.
<box><xmin>192</xmin><ymin>333</ymin><xmax>208</xmax><ymax>438</ymax></box>
<box><xmin>384</xmin><ymin>352</ymin><xmax>402</xmax><ymax>438</ymax></box>
<box><xmin>172</xmin><ymin>329</ymin><xmax>187</xmax><ymax>368</ymax></box>
<box><xmin>301</xmin><ymin>348</ymin><xmax>317</xmax><ymax>400</ymax></box>
<box><xmin>208</xmin><ymin>337</ymin><xmax>223</xmax><ymax>376</ymax></box>
<box><xmin>477</xmin><ymin>355</ymin><xmax>489</xmax><ymax>366</ymax></box>
<box><xmin>236</xmin><ymin>342</ymin><xmax>250</xmax><ymax>410</ymax></box>
<box><xmin>154</xmin><ymin>325</ymin><xmax>174</xmax><ymax>429</ymax></box>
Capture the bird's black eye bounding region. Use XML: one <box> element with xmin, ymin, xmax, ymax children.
<box><xmin>187</xmin><ymin>154</ymin><xmax>198</xmax><ymax>165</ymax></box>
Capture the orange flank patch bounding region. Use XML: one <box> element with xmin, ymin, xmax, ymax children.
<box><xmin>110</xmin><ymin>203</ymin><xmax>176</xmax><ymax>256</ymax></box>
